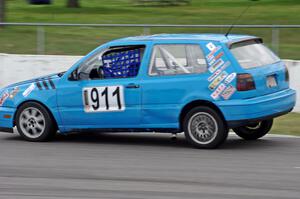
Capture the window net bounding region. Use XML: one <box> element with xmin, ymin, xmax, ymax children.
<box><xmin>102</xmin><ymin>48</ymin><xmax>141</xmax><ymax>78</ymax></box>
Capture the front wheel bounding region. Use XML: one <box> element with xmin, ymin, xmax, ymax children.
<box><xmin>233</xmin><ymin>119</ymin><xmax>273</xmax><ymax>140</ymax></box>
<box><xmin>16</xmin><ymin>102</ymin><xmax>56</xmax><ymax>142</ymax></box>
<box><xmin>183</xmin><ymin>106</ymin><xmax>228</xmax><ymax>149</ymax></box>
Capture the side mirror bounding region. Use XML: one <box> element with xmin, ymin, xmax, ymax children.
<box><xmin>68</xmin><ymin>69</ymin><xmax>78</xmax><ymax>81</ymax></box>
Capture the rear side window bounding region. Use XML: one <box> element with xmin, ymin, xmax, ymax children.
<box><xmin>230</xmin><ymin>40</ymin><xmax>280</xmax><ymax>69</ymax></box>
<box><xmin>149</xmin><ymin>44</ymin><xmax>207</xmax><ymax>76</ymax></box>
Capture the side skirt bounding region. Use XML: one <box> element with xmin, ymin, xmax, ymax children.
<box><xmin>66</xmin><ymin>128</ymin><xmax>181</xmax><ymax>134</ymax></box>
<box><xmin>0</xmin><ymin>127</ymin><xmax>14</xmax><ymax>133</ymax></box>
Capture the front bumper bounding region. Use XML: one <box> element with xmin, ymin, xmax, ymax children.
<box><xmin>0</xmin><ymin>106</ymin><xmax>16</xmax><ymax>133</ymax></box>
<box><xmin>216</xmin><ymin>88</ymin><xmax>296</xmax><ymax>128</ymax></box>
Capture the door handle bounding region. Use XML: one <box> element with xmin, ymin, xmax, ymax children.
<box><xmin>125</xmin><ymin>83</ymin><xmax>140</xmax><ymax>89</ymax></box>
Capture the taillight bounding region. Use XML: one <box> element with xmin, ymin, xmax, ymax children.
<box><xmin>284</xmin><ymin>66</ymin><xmax>289</xmax><ymax>82</ymax></box>
<box><xmin>236</xmin><ymin>73</ymin><xmax>256</xmax><ymax>91</ymax></box>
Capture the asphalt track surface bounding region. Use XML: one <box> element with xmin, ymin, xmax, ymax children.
<box><xmin>0</xmin><ymin>132</ymin><xmax>299</xmax><ymax>199</ymax></box>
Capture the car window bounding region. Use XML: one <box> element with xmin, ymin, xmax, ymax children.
<box><xmin>149</xmin><ymin>44</ymin><xmax>207</xmax><ymax>76</ymax></box>
<box><xmin>230</xmin><ymin>40</ymin><xmax>280</xmax><ymax>69</ymax></box>
<box><xmin>77</xmin><ymin>45</ymin><xmax>145</xmax><ymax>80</ymax></box>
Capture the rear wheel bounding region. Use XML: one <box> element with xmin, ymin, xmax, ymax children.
<box><xmin>16</xmin><ymin>102</ymin><xmax>56</xmax><ymax>142</ymax></box>
<box><xmin>183</xmin><ymin>106</ymin><xmax>228</xmax><ymax>149</ymax></box>
<box><xmin>233</xmin><ymin>119</ymin><xmax>273</xmax><ymax>140</ymax></box>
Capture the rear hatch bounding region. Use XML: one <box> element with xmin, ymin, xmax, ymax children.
<box><xmin>229</xmin><ymin>39</ymin><xmax>289</xmax><ymax>98</ymax></box>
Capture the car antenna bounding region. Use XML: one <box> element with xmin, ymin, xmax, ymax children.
<box><xmin>225</xmin><ymin>3</ymin><xmax>253</xmax><ymax>38</ymax></box>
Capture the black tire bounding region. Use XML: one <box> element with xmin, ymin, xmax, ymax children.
<box><xmin>183</xmin><ymin>106</ymin><xmax>228</xmax><ymax>149</ymax></box>
<box><xmin>15</xmin><ymin>102</ymin><xmax>57</xmax><ymax>142</ymax></box>
<box><xmin>233</xmin><ymin>119</ymin><xmax>273</xmax><ymax>140</ymax></box>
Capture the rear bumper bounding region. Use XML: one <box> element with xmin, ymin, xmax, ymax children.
<box><xmin>227</xmin><ymin>108</ymin><xmax>292</xmax><ymax>128</ymax></box>
<box><xmin>0</xmin><ymin>107</ymin><xmax>16</xmax><ymax>133</ymax></box>
<box><xmin>216</xmin><ymin>88</ymin><xmax>296</xmax><ymax>128</ymax></box>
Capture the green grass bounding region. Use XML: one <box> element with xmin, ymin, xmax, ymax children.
<box><xmin>0</xmin><ymin>0</ymin><xmax>299</xmax><ymax>57</ymax></box>
<box><xmin>271</xmin><ymin>113</ymin><xmax>300</xmax><ymax>136</ymax></box>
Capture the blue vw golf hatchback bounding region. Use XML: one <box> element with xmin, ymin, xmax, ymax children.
<box><xmin>0</xmin><ymin>34</ymin><xmax>296</xmax><ymax>148</ymax></box>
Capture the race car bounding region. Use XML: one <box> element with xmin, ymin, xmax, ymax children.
<box><xmin>0</xmin><ymin>34</ymin><xmax>296</xmax><ymax>148</ymax></box>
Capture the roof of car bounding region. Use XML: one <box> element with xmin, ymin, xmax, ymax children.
<box><xmin>111</xmin><ymin>33</ymin><xmax>258</xmax><ymax>43</ymax></box>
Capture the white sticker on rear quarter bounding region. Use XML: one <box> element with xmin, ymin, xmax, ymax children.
<box><xmin>221</xmin><ymin>85</ymin><xmax>236</xmax><ymax>100</ymax></box>
<box><xmin>208</xmin><ymin>51</ymin><xmax>224</xmax><ymax>66</ymax></box>
<box><xmin>211</xmin><ymin>83</ymin><xmax>226</xmax><ymax>100</ymax></box>
<box><xmin>208</xmin><ymin>59</ymin><xmax>225</xmax><ymax>73</ymax></box>
<box><xmin>208</xmin><ymin>69</ymin><xmax>222</xmax><ymax>82</ymax></box>
<box><xmin>206</xmin><ymin>46</ymin><xmax>221</xmax><ymax>61</ymax></box>
<box><xmin>206</xmin><ymin>42</ymin><xmax>217</xmax><ymax>51</ymax></box>
<box><xmin>208</xmin><ymin>71</ymin><xmax>228</xmax><ymax>90</ymax></box>
<box><xmin>23</xmin><ymin>83</ymin><xmax>35</xmax><ymax>97</ymax></box>
<box><xmin>208</xmin><ymin>61</ymin><xmax>231</xmax><ymax>82</ymax></box>
<box><xmin>224</xmin><ymin>73</ymin><xmax>237</xmax><ymax>84</ymax></box>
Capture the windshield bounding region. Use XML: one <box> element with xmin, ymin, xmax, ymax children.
<box><xmin>230</xmin><ymin>40</ymin><xmax>280</xmax><ymax>69</ymax></box>
<box><xmin>77</xmin><ymin>50</ymin><xmax>104</xmax><ymax>79</ymax></box>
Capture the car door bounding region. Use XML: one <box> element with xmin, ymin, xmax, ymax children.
<box><xmin>56</xmin><ymin>44</ymin><xmax>147</xmax><ymax>131</ymax></box>
<box><xmin>140</xmin><ymin>42</ymin><xmax>210</xmax><ymax>129</ymax></box>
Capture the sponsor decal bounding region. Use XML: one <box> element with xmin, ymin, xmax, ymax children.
<box><xmin>206</xmin><ymin>46</ymin><xmax>221</xmax><ymax>61</ymax></box>
<box><xmin>208</xmin><ymin>69</ymin><xmax>222</xmax><ymax>82</ymax></box>
<box><xmin>0</xmin><ymin>92</ymin><xmax>9</xmax><ymax>106</ymax></box>
<box><xmin>23</xmin><ymin>83</ymin><xmax>35</xmax><ymax>97</ymax></box>
<box><xmin>221</xmin><ymin>85</ymin><xmax>236</xmax><ymax>100</ymax></box>
<box><xmin>208</xmin><ymin>59</ymin><xmax>215</xmax><ymax>66</ymax></box>
<box><xmin>208</xmin><ymin>51</ymin><xmax>224</xmax><ymax>66</ymax></box>
<box><xmin>207</xmin><ymin>61</ymin><xmax>231</xmax><ymax>82</ymax></box>
<box><xmin>215</xmin><ymin>51</ymin><xmax>224</xmax><ymax>60</ymax></box>
<box><xmin>211</xmin><ymin>83</ymin><xmax>226</xmax><ymax>100</ymax></box>
<box><xmin>209</xmin><ymin>71</ymin><xmax>228</xmax><ymax>90</ymax></box>
<box><xmin>206</xmin><ymin>42</ymin><xmax>217</xmax><ymax>51</ymax></box>
<box><xmin>224</xmin><ymin>73</ymin><xmax>237</xmax><ymax>84</ymax></box>
<box><xmin>9</xmin><ymin>87</ymin><xmax>19</xmax><ymax>99</ymax></box>
<box><xmin>219</xmin><ymin>61</ymin><xmax>230</xmax><ymax>71</ymax></box>
<box><xmin>209</xmin><ymin>59</ymin><xmax>224</xmax><ymax>73</ymax></box>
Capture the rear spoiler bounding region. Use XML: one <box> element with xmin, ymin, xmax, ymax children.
<box><xmin>227</xmin><ymin>37</ymin><xmax>263</xmax><ymax>49</ymax></box>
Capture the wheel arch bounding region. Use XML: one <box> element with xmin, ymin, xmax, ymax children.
<box><xmin>13</xmin><ymin>100</ymin><xmax>58</xmax><ymax>130</ymax></box>
<box><xmin>179</xmin><ymin>100</ymin><xmax>227</xmax><ymax>131</ymax></box>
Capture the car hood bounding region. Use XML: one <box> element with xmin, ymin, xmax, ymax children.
<box><xmin>0</xmin><ymin>72</ymin><xmax>64</xmax><ymax>108</ymax></box>
<box><xmin>3</xmin><ymin>72</ymin><xmax>63</xmax><ymax>89</ymax></box>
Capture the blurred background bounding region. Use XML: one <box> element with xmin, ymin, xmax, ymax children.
<box><xmin>0</xmin><ymin>0</ymin><xmax>299</xmax><ymax>135</ymax></box>
<box><xmin>0</xmin><ymin>0</ymin><xmax>299</xmax><ymax>57</ymax></box>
